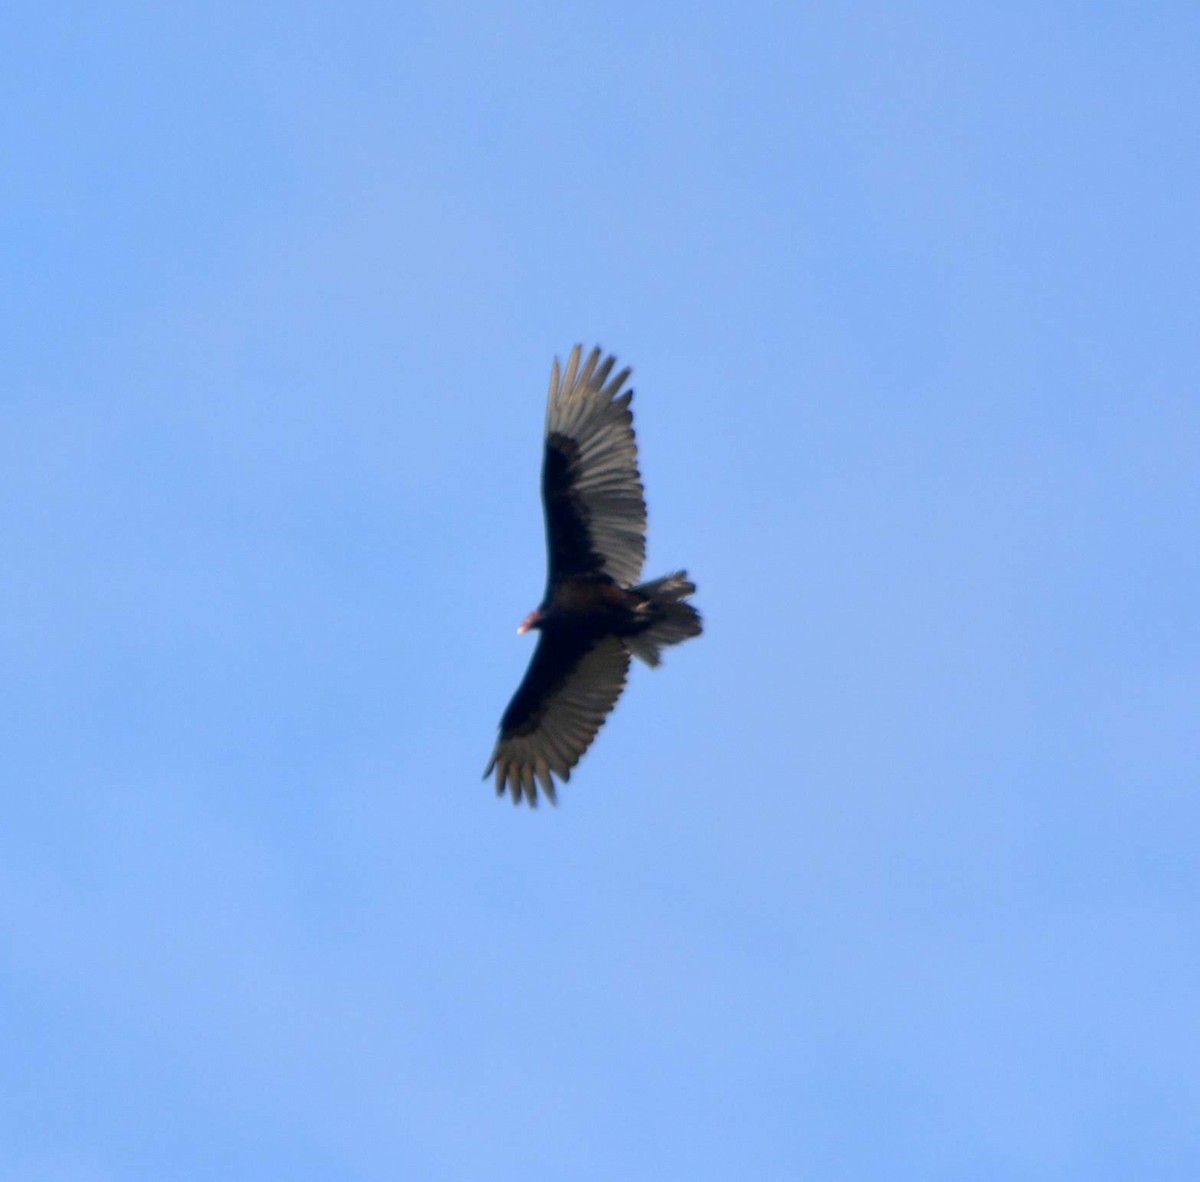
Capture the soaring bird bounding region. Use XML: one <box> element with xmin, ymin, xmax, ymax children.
<box><xmin>484</xmin><ymin>346</ymin><xmax>702</xmax><ymax>805</ymax></box>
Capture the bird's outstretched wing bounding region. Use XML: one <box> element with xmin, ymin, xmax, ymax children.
<box><xmin>541</xmin><ymin>346</ymin><xmax>647</xmax><ymax>590</ymax></box>
<box><xmin>484</xmin><ymin>634</ymin><xmax>631</xmax><ymax>806</ymax></box>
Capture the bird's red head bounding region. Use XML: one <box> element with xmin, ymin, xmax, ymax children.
<box><xmin>517</xmin><ymin>608</ymin><xmax>543</xmax><ymax>635</ymax></box>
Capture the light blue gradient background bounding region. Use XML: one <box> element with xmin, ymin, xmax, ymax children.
<box><xmin>3</xmin><ymin>4</ymin><xmax>1197</xmax><ymax>1178</ymax></box>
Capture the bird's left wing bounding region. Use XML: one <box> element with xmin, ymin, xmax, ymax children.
<box><xmin>484</xmin><ymin>633</ymin><xmax>631</xmax><ymax>806</ymax></box>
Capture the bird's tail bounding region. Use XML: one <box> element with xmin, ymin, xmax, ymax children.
<box><xmin>624</xmin><ymin>571</ymin><xmax>703</xmax><ymax>667</ymax></box>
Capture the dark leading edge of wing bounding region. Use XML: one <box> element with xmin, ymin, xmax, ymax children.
<box><xmin>541</xmin><ymin>347</ymin><xmax>647</xmax><ymax>590</ymax></box>
<box><xmin>484</xmin><ymin>636</ymin><xmax>631</xmax><ymax>805</ymax></box>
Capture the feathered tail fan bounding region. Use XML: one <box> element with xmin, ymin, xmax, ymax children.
<box><xmin>623</xmin><ymin>571</ymin><xmax>703</xmax><ymax>667</ymax></box>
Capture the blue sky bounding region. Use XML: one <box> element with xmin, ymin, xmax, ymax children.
<box><xmin>3</xmin><ymin>2</ymin><xmax>1198</xmax><ymax>1178</ymax></box>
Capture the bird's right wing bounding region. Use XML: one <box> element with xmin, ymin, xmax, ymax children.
<box><xmin>484</xmin><ymin>633</ymin><xmax>631</xmax><ymax>806</ymax></box>
<box><xmin>541</xmin><ymin>346</ymin><xmax>648</xmax><ymax>589</ymax></box>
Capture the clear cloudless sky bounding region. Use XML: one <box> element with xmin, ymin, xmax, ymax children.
<box><xmin>3</xmin><ymin>3</ymin><xmax>1198</xmax><ymax>1179</ymax></box>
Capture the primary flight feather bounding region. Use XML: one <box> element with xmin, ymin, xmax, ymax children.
<box><xmin>484</xmin><ymin>346</ymin><xmax>702</xmax><ymax>805</ymax></box>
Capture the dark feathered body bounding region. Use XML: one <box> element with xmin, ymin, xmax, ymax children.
<box><xmin>543</xmin><ymin>577</ymin><xmax>652</xmax><ymax>635</ymax></box>
<box><xmin>484</xmin><ymin>347</ymin><xmax>702</xmax><ymax>805</ymax></box>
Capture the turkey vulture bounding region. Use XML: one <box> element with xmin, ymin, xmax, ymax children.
<box><xmin>484</xmin><ymin>345</ymin><xmax>702</xmax><ymax>805</ymax></box>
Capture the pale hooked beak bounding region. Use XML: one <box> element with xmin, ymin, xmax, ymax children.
<box><xmin>517</xmin><ymin>609</ymin><xmax>542</xmax><ymax>634</ymax></box>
